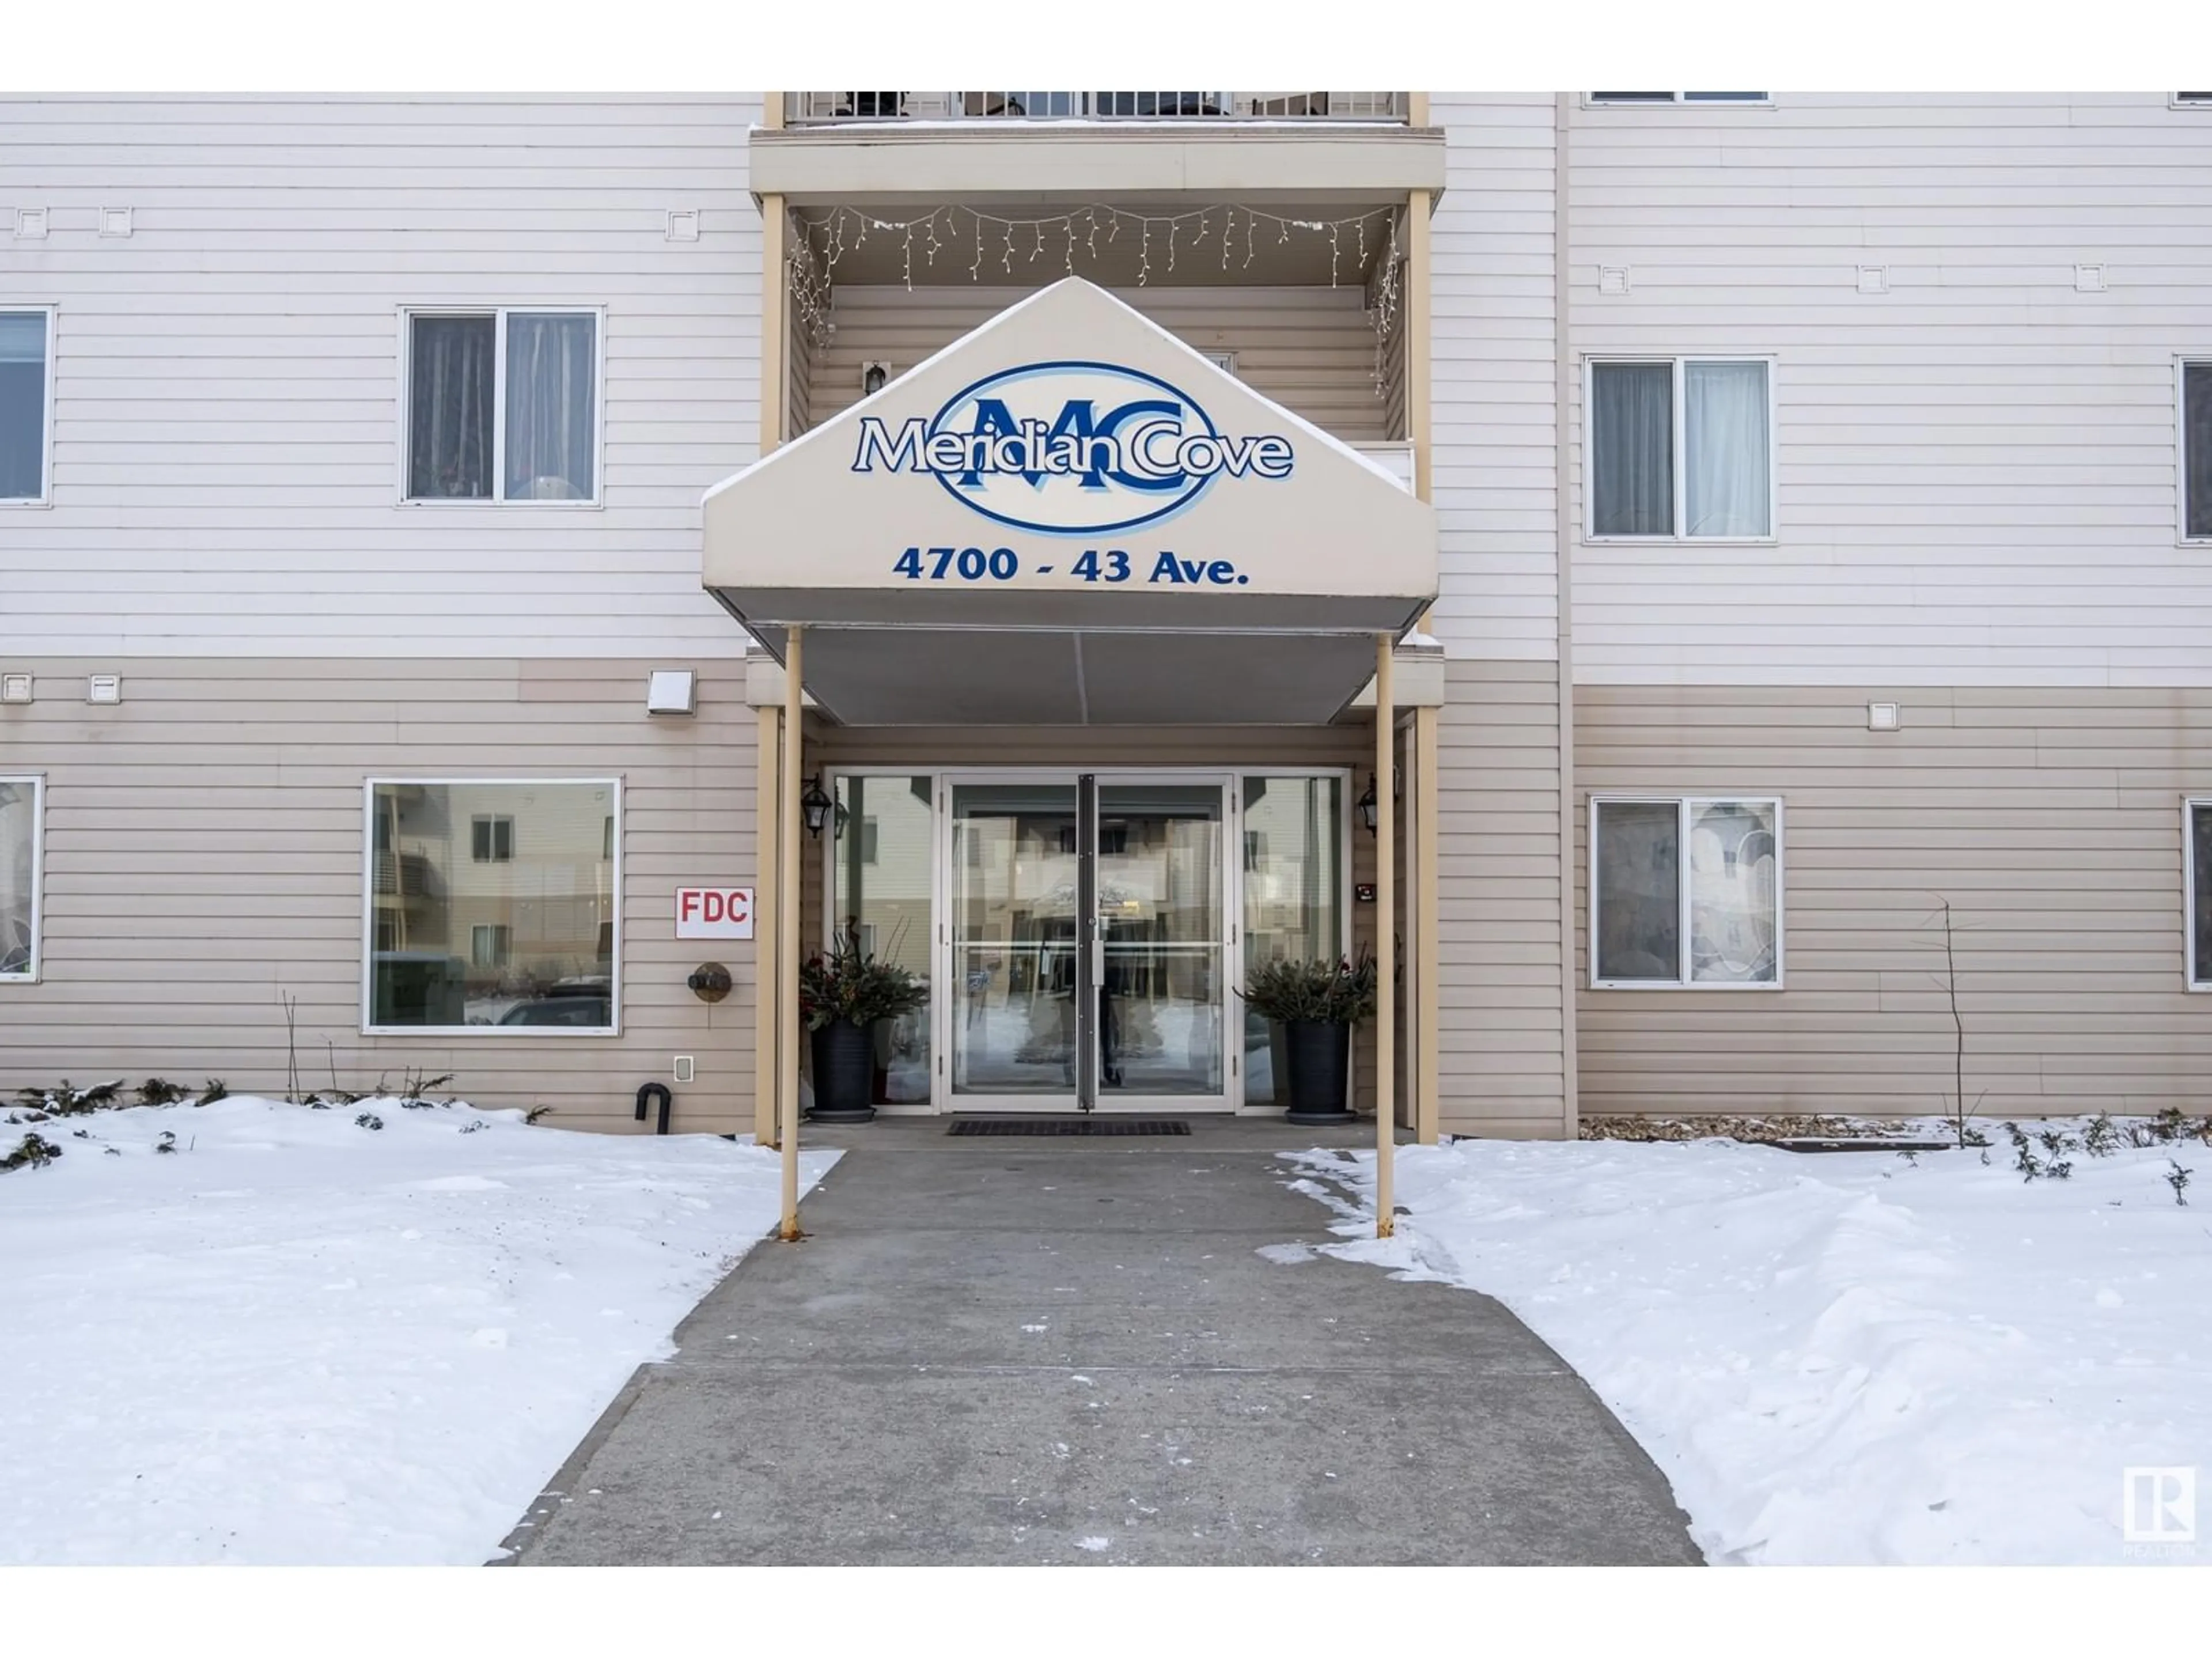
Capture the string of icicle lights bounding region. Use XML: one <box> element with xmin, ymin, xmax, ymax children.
<box><xmin>787</xmin><ymin>201</ymin><xmax>1405</xmax><ymax>395</ymax></box>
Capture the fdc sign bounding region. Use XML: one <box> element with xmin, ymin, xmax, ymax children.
<box><xmin>851</xmin><ymin>359</ymin><xmax>1295</xmax><ymax>536</ymax></box>
<box><xmin>675</xmin><ymin>887</ymin><xmax>753</xmax><ymax>941</ymax></box>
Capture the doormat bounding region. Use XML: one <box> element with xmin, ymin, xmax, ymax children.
<box><xmin>948</xmin><ymin>1118</ymin><xmax>1192</xmax><ymax>1137</ymax></box>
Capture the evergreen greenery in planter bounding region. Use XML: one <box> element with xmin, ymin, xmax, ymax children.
<box><xmin>1240</xmin><ymin>955</ymin><xmax>1377</xmax><ymax>1124</ymax></box>
<box><xmin>798</xmin><ymin>934</ymin><xmax>927</xmax><ymax>1123</ymax></box>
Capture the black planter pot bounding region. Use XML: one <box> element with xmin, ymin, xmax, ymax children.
<box><xmin>807</xmin><ymin>1017</ymin><xmax>877</xmax><ymax>1122</ymax></box>
<box><xmin>1282</xmin><ymin>1019</ymin><xmax>1355</xmax><ymax>1124</ymax></box>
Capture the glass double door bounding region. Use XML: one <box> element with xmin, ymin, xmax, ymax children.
<box><xmin>948</xmin><ymin>775</ymin><xmax>1228</xmax><ymax>1112</ymax></box>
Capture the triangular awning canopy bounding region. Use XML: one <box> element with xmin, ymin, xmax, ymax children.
<box><xmin>702</xmin><ymin>277</ymin><xmax>1436</xmax><ymax>725</ymax></box>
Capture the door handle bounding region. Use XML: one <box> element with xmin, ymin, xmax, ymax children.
<box><xmin>1092</xmin><ymin>937</ymin><xmax>1105</xmax><ymax>985</ymax></box>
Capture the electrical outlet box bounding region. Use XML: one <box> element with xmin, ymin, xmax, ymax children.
<box><xmin>673</xmin><ymin>1055</ymin><xmax>695</xmax><ymax>1084</ymax></box>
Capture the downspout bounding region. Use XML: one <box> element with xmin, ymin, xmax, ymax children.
<box><xmin>1554</xmin><ymin>93</ymin><xmax>1581</xmax><ymax>1138</ymax></box>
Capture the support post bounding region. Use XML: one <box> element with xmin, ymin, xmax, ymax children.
<box><xmin>1374</xmin><ymin>635</ymin><xmax>1396</xmax><ymax>1240</ymax></box>
<box><xmin>1415</xmin><ymin>703</ymin><xmax>1441</xmax><ymax>1145</ymax></box>
<box><xmin>778</xmin><ymin>627</ymin><xmax>805</xmax><ymax>1241</ymax></box>
<box><xmin>754</xmin><ymin>705</ymin><xmax>781</xmax><ymax>1146</ymax></box>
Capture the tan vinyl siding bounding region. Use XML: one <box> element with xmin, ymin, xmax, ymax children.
<box><xmin>0</xmin><ymin>658</ymin><xmax>759</xmax><ymax>1132</ymax></box>
<box><xmin>1436</xmin><ymin>659</ymin><xmax>1570</xmax><ymax>1137</ymax></box>
<box><xmin>0</xmin><ymin>94</ymin><xmax>763</xmax><ymax>660</ymax></box>
<box><xmin>1575</xmin><ymin>684</ymin><xmax>2212</xmax><ymax>1119</ymax></box>
<box><xmin>800</xmin><ymin>285</ymin><xmax>1395</xmax><ymax>443</ymax></box>
<box><xmin>1565</xmin><ymin>92</ymin><xmax>2212</xmax><ymax>688</ymax></box>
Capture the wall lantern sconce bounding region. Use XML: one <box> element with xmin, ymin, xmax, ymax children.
<box><xmin>1357</xmin><ymin>772</ymin><xmax>1379</xmax><ymax>837</ymax></box>
<box><xmin>800</xmin><ymin>774</ymin><xmax>847</xmax><ymax>839</ymax></box>
<box><xmin>861</xmin><ymin>360</ymin><xmax>892</xmax><ymax>397</ymax></box>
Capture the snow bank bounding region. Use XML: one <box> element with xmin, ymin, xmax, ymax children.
<box><xmin>1286</xmin><ymin>1130</ymin><xmax>2211</xmax><ymax>1566</ymax></box>
<box><xmin>0</xmin><ymin>1096</ymin><xmax>836</xmax><ymax>1565</ymax></box>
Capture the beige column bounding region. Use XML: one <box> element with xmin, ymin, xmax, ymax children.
<box><xmin>1374</xmin><ymin>637</ymin><xmax>1396</xmax><ymax>1240</ymax></box>
<box><xmin>778</xmin><ymin>627</ymin><xmax>805</xmax><ymax>1241</ymax></box>
<box><xmin>1415</xmin><ymin>703</ymin><xmax>1441</xmax><ymax>1144</ymax></box>
<box><xmin>760</xmin><ymin>194</ymin><xmax>787</xmax><ymax>463</ymax></box>
<box><xmin>755</xmin><ymin>706</ymin><xmax>781</xmax><ymax>1145</ymax></box>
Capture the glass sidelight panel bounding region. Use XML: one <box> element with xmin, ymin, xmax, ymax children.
<box><xmin>1095</xmin><ymin>785</ymin><xmax>1225</xmax><ymax>1098</ymax></box>
<box><xmin>949</xmin><ymin>783</ymin><xmax>1080</xmax><ymax>1095</ymax></box>
<box><xmin>831</xmin><ymin>775</ymin><xmax>935</xmax><ymax>1104</ymax></box>
<box><xmin>1239</xmin><ymin>775</ymin><xmax>1345</xmax><ymax>1106</ymax></box>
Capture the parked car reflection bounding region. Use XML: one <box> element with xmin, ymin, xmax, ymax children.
<box><xmin>486</xmin><ymin>977</ymin><xmax>612</xmax><ymax>1029</ymax></box>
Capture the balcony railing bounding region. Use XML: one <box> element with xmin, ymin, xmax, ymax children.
<box><xmin>783</xmin><ymin>91</ymin><xmax>1410</xmax><ymax>124</ymax></box>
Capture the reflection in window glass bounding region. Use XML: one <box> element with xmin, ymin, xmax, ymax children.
<box><xmin>1688</xmin><ymin>801</ymin><xmax>1779</xmax><ymax>983</ymax></box>
<box><xmin>368</xmin><ymin>781</ymin><xmax>616</xmax><ymax>1029</ymax></box>
<box><xmin>1241</xmin><ymin>775</ymin><xmax>1344</xmax><ymax>1106</ymax></box>
<box><xmin>2194</xmin><ymin>805</ymin><xmax>2212</xmax><ymax>986</ymax></box>
<box><xmin>833</xmin><ymin>775</ymin><xmax>935</xmax><ymax>1103</ymax></box>
<box><xmin>0</xmin><ymin>777</ymin><xmax>40</xmax><ymax>978</ymax></box>
<box><xmin>1594</xmin><ymin>801</ymin><xmax>1681</xmax><ymax>982</ymax></box>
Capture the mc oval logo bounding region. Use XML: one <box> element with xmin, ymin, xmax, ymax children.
<box><xmin>851</xmin><ymin>359</ymin><xmax>1297</xmax><ymax>538</ymax></box>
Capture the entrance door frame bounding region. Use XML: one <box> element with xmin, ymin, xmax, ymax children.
<box><xmin>821</xmin><ymin>763</ymin><xmax>1354</xmax><ymax>1117</ymax></box>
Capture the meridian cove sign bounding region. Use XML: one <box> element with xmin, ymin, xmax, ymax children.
<box><xmin>700</xmin><ymin>276</ymin><xmax>1436</xmax><ymax>618</ymax></box>
<box><xmin>850</xmin><ymin>360</ymin><xmax>1296</xmax><ymax>587</ymax></box>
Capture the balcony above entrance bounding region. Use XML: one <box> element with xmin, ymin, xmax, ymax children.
<box><xmin>755</xmin><ymin>93</ymin><xmax>1441</xmax><ymax>206</ymax></box>
<box><xmin>700</xmin><ymin>278</ymin><xmax>1437</xmax><ymax>727</ymax></box>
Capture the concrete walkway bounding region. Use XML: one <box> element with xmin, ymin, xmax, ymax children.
<box><xmin>501</xmin><ymin>1120</ymin><xmax>1700</xmax><ymax>1566</ymax></box>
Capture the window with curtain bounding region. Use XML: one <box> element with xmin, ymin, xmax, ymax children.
<box><xmin>405</xmin><ymin>309</ymin><xmax>599</xmax><ymax>503</ymax></box>
<box><xmin>1590</xmin><ymin>362</ymin><xmax>1673</xmax><ymax>535</ymax></box>
<box><xmin>0</xmin><ymin>312</ymin><xmax>50</xmax><ymax>502</ymax></box>
<box><xmin>1590</xmin><ymin>358</ymin><xmax>1771</xmax><ymax>538</ymax></box>
<box><xmin>1590</xmin><ymin>92</ymin><xmax>1769</xmax><ymax>104</ymax></box>
<box><xmin>2185</xmin><ymin>362</ymin><xmax>2212</xmax><ymax>540</ymax></box>
<box><xmin>1592</xmin><ymin>797</ymin><xmax>1782</xmax><ymax>987</ymax></box>
<box><xmin>505</xmin><ymin>312</ymin><xmax>596</xmax><ymax>500</ymax></box>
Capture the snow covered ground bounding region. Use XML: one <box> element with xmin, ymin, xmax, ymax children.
<box><xmin>1286</xmin><ymin>1124</ymin><xmax>2212</xmax><ymax>1566</ymax></box>
<box><xmin>1</xmin><ymin>1095</ymin><xmax>836</xmax><ymax>1566</ymax></box>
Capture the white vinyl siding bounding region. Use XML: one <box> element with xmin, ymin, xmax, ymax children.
<box><xmin>0</xmin><ymin>94</ymin><xmax>762</xmax><ymax>658</ymax></box>
<box><xmin>1425</xmin><ymin>92</ymin><xmax>1563</xmax><ymax>661</ymax></box>
<box><xmin>0</xmin><ymin>308</ymin><xmax>54</xmax><ymax>504</ymax></box>
<box><xmin>1568</xmin><ymin>92</ymin><xmax>2212</xmax><ymax>690</ymax></box>
<box><xmin>0</xmin><ymin>775</ymin><xmax>43</xmax><ymax>980</ymax></box>
<box><xmin>1590</xmin><ymin>795</ymin><xmax>1782</xmax><ymax>989</ymax></box>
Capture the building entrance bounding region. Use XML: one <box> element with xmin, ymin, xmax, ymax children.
<box><xmin>827</xmin><ymin>768</ymin><xmax>1348</xmax><ymax>1115</ymax></box>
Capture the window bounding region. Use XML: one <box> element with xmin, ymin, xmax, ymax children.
<box><xmin>472</xmin><ymin>815</ymin><xmax>514</xmax><ymax>863</ymax></box>
<box><xmin>471</xmin><ymin>924</ymin><xmax>512</xmax><ymax>969</ymax></box>
<box><xmin>2177</xmin><ymin>93</ymin><xmax>2212</xmax><ymax>104</ymax></box>
<box><xmin>1589</xmin><ymin>92</ymin><xmax>1768</xmax><ymax>104</ymax></box>
<box><xmin>1</xmin><ymin>310</ymin><xmax>52</xmax><ymax>503</ymax></box>
<box><xmin>365</xmin><ymin>780</ymin><xmax>619</xmax><ymax>1032</ymax></box>
<box><xmin>0</xmin><ymin>777</ymin><xmax>43</xmax><ymax>980</ymax></box>
<box><xmin>403</xmin><ymin>308</ymin><xmax>600</xmax><ymax>504</ymax></box>
<box><xmin>2188</xmin><ymin>801</ymin><xmax>2212</xmax><ymax>988</ymax></box>
<box><xmin>1589</xmin><ymin>358</ymin><xmax>1772</xmax><ymax>539</ymax></box>
<box><xmin>2183</xmin><ymin>361</ymin><xmax>2212</xmax><ymax>540</ymax></box>
<box><xmin>1591</xmin><ymin>797</ymin><xmax>1781</xmax><ymax>988</ymax></box>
